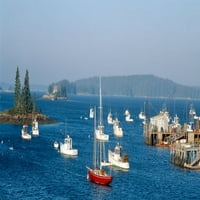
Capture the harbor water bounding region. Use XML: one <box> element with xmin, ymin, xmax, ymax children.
<box><xmin>0</xmin><ymin>92</ymin><xmax>200</xmax><ymax>199</ymax></box>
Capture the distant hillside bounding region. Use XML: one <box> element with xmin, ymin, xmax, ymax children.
<box><xmin>48</xmin><ymin>75</ymin><xmax>200</xmax><ymax>99</ymax></box>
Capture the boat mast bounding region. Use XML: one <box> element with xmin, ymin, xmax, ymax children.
<box><xmin>93</xmin><ymin>107</ymin><xmax>97</xmax><ymax>169</ymax></box>
<box><xmin>99</xmin><ymin>76</ymin><xmax>103</xmax><ymax>127</ymax></box>
<box><xmin>99</xmin><ymin>77</ymin><xmax>103</xmax><ymax>170</ymax></box>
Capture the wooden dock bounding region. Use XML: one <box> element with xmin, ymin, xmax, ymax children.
<box><xmin>170</xmin><ymin>142</ymin><xmax>200</xmax><ymax>169</ymax></box>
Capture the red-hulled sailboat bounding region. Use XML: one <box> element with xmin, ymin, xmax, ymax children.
<box><xmin>87</xmin><ymin>77</ymin><xmax>113</xmax><ymax>185</ymax></box>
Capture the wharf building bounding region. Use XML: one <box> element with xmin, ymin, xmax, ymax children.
<box><xmin>143</xmin><ymin>107</ymin><xmax>200</xmax><ymax>169</ymax></box>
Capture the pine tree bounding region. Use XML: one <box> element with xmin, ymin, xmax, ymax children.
<box><xmin>21</xmin><ymin>70</ymin><xmax>33</xmax><ymax>114</ymax></box>
<box><xmin>14</xmin><ymin>67</ymin><xmax>21</xmax><ymax>113</ymax></box>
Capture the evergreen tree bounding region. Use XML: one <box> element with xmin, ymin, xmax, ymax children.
<box><xmin>21</xmin><ymin>70</ymin><xmax>33</xmax><ymax>114</ymax></box>
<box><xmin>32</xmin><ymin>93</ymin><xmax>37</xmax><ymax>114</ymax></box>
<box><xmin>14</xmin><ymin>67</ymin><xmax>21</xmax><ymax>113</ymax></box>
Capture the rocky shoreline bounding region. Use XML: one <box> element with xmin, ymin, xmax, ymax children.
<box><xmin>0</xmin><ymin>112</ymin><xmax>56</xmax><ymax>125</ymax></box>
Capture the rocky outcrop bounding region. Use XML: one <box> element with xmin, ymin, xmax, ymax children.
<box><xmin>0</xmin><ymin>112</ymin><xmax>56</xmax><ymax>125</ymax></box>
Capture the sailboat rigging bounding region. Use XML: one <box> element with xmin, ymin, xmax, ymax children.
<box><xmin>87</xmin><ymin>77</ymin><xmax>113</xmax><ymax>185</ymax></box>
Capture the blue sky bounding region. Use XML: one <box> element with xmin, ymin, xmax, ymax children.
<box><xmin>1</xmin><ymin>0</ymin><xmax>200</xmax><ymax>86</ymax></box>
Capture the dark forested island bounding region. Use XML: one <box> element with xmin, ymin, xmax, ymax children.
<box><xmin>0</xmin><ymin>67</ymin><xmax>55</xmax><ymax>125</ymax></box>
<box><xmin>45</xmin><ymin>75</ymin><xmax>200</xmax><ymax>99</ymax></box>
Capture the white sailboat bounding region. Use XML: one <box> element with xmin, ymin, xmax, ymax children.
<box><xmin>113</xmin><ymin>118</ymin><xmax>123</xmax><ymax>137</ymax></box>
<box><xmin>60</xmin><ymin>135</ymin><xmax>78</xmax><ymax>156</ymax></box>
<box><xmin>107</xmin><ymin>111</ymin><xmax>114</xmax><ymax>125</ymax></box>
<box><xmin>21</xmin><ymin>125</ymin><xmax>32</xmax><ymax>140</ymax></box>
<box><xmin>95</xmin><ymin>77</ymin><xmax>109</xmax><ymax>141</ymax></box>
<box><xmin>108</xmin><ymin>143</ymin><xmax>129</xmax><ymax>170</ymax></box>
<box><xmin>125</xmin><ymin>109</ymin><xmax>133</xmax><ymax>122</ymax></box>
<box><xmin>32</xmin><ymin>118</ymin><xmax>39</xmax><ymax>136</ymax></box>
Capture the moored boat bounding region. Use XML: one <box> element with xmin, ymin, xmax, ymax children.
<box><xmin>60</xmin><ymin>135</ymin><xmax>78</xmax><ymax>156</ymax></box>
<box><xmin>32</xmin><ymin>118</ymin><xmax>39</xmax><ymax>136</ymax></box>
<box><xmin>89</xmin><ymin>107</ymin><xmax>94</xmax><ymax>119</ymax></box>
<box><xmin>87</xmin><ymin>79</ymin><xmax>113</xmax><ymax>185</ymax></box>
<box><xmin>21</xmin><ymin>125</ymin><xmax>32</xmax><ymax>140</ymax></box>
<box><xmin>54</xmin><ymin>141</ymin><xmax>59</xmax><ymax>149</ymax></box>
<box><xmin>113</xmin><ymin>118</ymin><xmax>123</xmax><ymax>137</ymax></box>
<box><xmin>139</xmin><ymin>111</ymin><xmax>146</xmax><ymax>120</ymax></box>
<box><xmin>95</xmin><ymin>77</ymin><xmax>109</xmax><ymax>141</ymax></box>
<box><xmin>87</xmin><ymin>167</ymin><xmax>113</xmax><ymax>185</ymax></box>
<box><xmin>125</xmin><ymin>109</ymin><xmax>133</xmax><ymax>122</ymax></box>
<box><xmin>108</xmin><ymin>143</ymin><xmax>129</xmax><ymax>170</ymax></box>
<box><xmin>107</xmin><ymin>111</ymin><xmax>114</xmax><ymax>125</ymax></box>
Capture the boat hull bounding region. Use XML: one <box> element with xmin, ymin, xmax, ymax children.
<box><xmin>21</xmin><ymin>133</ymin><xmax>32</xmax><ymax>140</ymax></box>
<box><xmin>32</xmin><ymin>129</ymin><xmax>39</xmax><ymax>136</ymax></box>
<box><xmin>87</xmin><ymin>167</ymin><xmax>113</xmax><ymax>185</ymax></box>
<box><xmin>60</xmin><ymin>143</ymin><xmax>78</xmax><ymax>156</ymax></box>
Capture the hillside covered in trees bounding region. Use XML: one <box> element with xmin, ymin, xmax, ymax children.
<box><xmin>47</xmin><ymin>75</ymin><xmax>200</xmax><ymax>99</ymax></box>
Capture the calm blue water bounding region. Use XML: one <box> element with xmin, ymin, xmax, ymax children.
<box><xmin>1</xmin><ymin>92</ymin><xmax>200</xmax><ymax>199</ymax></box>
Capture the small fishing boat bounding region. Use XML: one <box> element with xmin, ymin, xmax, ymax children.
<box><xmin>54</xmin><ymin>141</ymin><xmax>59</xmax><ymax>149</ymax></box>
<box><xmin>60</xmin><ymin>135</ymin><xmax>78</xmax><ymax>156</ymax></box>
<box><xmin>108</xmin><ymin>143</ymin><xmax>129</xmax><ymax>170</ymax></box>
<box><xmin>113</xmin><ymin>118</ymin><xmax>123</xmax><ymax>137</ymax></box>
<box><xmin>32</xmin><ymin>118</ymin><xmax>39</xmax><ymax>136</ymax></box>
<box><xmin>87</xmin><ymin>105</ymin><xmax>113</xmax><ymax>185</ymax></box>
<box><xmin>139</xmin><ymin>111</ymin><xmax>146</xmax><ymax>120</ymax></box>
<box><xmin>89</xmin><ymin>107</ymin><xmax>94</xmax><ymax>119</ymax></box>
<box><xmin>21</xmin><ymin>125</ymin><xmax>32</xmax><ymax>140</ymax></box>
<box><xmin>125</xmin><ymin>109</ymin><xmax>133</xmax><ymax>122</ymax></box>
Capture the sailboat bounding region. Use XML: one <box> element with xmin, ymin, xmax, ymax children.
<box><xmin>32</xmin><ymin>118</ymin><xmax>39</xmax><ymax>136</ymax></box>
<box><xmin>95</xmin><ymin>78</ymin><xmax>109</xmax><ymax>141</ymax></box>
<box><xmin>107</xmin><ymin>111</ymin><xmax>114</xmax><ymax>125</ymax></box>
<box><xmin>21</xmin><ymin>125</ymin><xmax>32</xmax><ymax>140</ymax></box>
<box><xmin>87</xmin><ymin>106</ymin><xmax>113</xmax><ymax>185</ymax></box>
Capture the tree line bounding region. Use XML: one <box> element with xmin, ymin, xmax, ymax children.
<box><xmin>47</xmin><ymin>75</ymin><xmax>200</xmax><ymax>99</ymax></box>
<box><xmin>9</xmin><ymin>67</ymin><xmax>37</xmax><ymax>115</ymax></box>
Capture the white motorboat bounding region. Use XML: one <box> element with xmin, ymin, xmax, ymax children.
<box><xmin>32</xmin><ymin>118</ymin><xmax>39</xmax><ymax>136</ymax></box>
<box><xmin>139</xmin><ymin>111</ymin><xmax>146</xmax><ymax>120</ymax></box>
<box><xmin>95</xmin><ymin>77</ymin><xmax>109</xmax><ymax>141</ymax></box>
<box><xmin>95</xmin><ymin>128</ymin><xmax>109</xmax><ymax>141</ymax></box>
<box><xmin>125</xmin><ymin>109</ymin><xmax>133</xmax><ymax>122</ymax></box>
<box><xmin>54</xmin><ymin>141</ymin><xmax>59</xmax><ymax>149</ymax></box>
<box><xmin>108</xmin><ymin>143</ymin><xmax>129</xmax><ymax>170</ymax></box>
<box><xmin>89</xmin><ymin>107</ymin><xmax>94</xmax><ymax>119</ymax></box>
<box><xmin>113</xmin><ymin>118</ymin><xmax>123</xmax><ymax>137</ymax></box>
<box><xmin>125</xmin><ymin>114</ymin><xmax>133</xmax><ymax>122</ymax></box>
<box><xmin>21</xmin><ymin>125</ymin><xmax>32</xmax><ymax>140</ymax></box>
<box><xmin>107</xmin><ymin>111</ymin><xmax>114</xmax><ymax>124</ymax></box>
<box><xmin>60</xmin><ymin>135</ymin><xmax>78</xmax><ymax>156</ymax></box>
